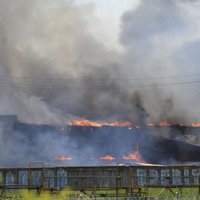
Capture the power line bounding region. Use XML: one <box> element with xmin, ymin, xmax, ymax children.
<box><xmin>0</xmin><ymin>73</ymin><xmax>200</xmax><ymax>82</ymax></box>
<box><xmin>0</xmin><ymin>79</ymin><xmax>200</xmax><ymax>90</ymax></box>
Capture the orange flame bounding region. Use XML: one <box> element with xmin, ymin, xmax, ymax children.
<box><xmin>147</xmin><ymin>122</ymin><xmax>155</xmax><ymax>127</ymax></box>
<box><xmin>107</xmin><ymin>121</ymin><xmax>132</xmax><ymax>127</ymax></box>
<box><xmin>67</xmin><ymin>119</ymin><xmax>200</xmax><ymax>128</ymax></box>
<box><xmin>55</xmin><ymin>155</ymin><xmax>72</xmax><ymax>161</ymax></box>
<box><xmin>158</xmin><ymin>121</ymin><xmax>172</xmax><ymax>127</ymax></box>
<box><xmin>192</xmin><ymin>122</ymin><xmax>200</xmax><ymax>127</ymax></box>
<box><xmin>67</xmin><ymin>120</ymin><xmax>131</xmax><ymax>127</ymax></box>
<box><xmin>123</xmin><ymin>152</ymin><xmax>145</xmax><ymax>163</ymax></box>
<box><xmin>99</xmin><ymin>155</ymin><xmax>115</xmax><ymax>161</ymax></box>
<box><xmin>67</xmin><ymin>120</ymin><xmax>102</xmax><ymax>127</ymax></box>
<box><xmin>123</xmin><ymin>141</ymin><xmax>145</xmax><ymax>163</ymax></box>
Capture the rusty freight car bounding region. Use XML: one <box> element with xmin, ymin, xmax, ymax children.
<box><xmin>1</xmin><ymin>164</ymin><xmax>200</xmax><ymax>197</ymax></box>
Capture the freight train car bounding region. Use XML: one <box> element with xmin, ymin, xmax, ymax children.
<box><xmin>1</xmin><ymin>164</ymin><xmax>200</xmax><ymax>197</ymax></box>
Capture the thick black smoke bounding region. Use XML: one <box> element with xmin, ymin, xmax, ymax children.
<box><xmin>119</xmin><ymin>0</ymin><xmax>200</xmax><ymax>124</ymax></box>
<box><xmin>0</xmin><ymin>0</ymin><xmax>200</xmax><ymax>165</ymax></box>
<box><xmin>0</xmin><ymin>0</ymin><xmax>200</xmax><ymax>124</ymax></box>
<box><xmin>0</xmin><ymin>0</ymin><xmax>200</xmax><ymax>123</ymax></box>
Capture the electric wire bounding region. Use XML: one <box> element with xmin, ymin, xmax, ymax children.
<box><xmin>0</xmin><ymin>73</ymin><xmax>200</xmax><ymax>90</ymax></box>
<box><xmin>0</xmin><ymin>79</ymin><xmax>199</xmax><ymax>90</ymax></box>
<box><xmin>0</xmin><ymin>73</ymin><xmax>200</xmax><ymax>81</ymax></box>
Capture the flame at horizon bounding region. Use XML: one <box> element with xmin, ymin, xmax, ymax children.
<box><xmin>123</xmin><ymin>152</ymin><xmax>145</xmax><ymax>163</ymax></box>
<box><xmin>67</xmin><ymin>119</ymin><xmax>200</xmax><ymax>128</ymax></box>
<box><xmin>55</xmin><ymin>155</ymin><xmax>72</xmax><ymax>161</ymax></box>
<box><xmin>99</xmin><ymin>155</ymin><xmax>116</xmax><ymax>161</ymax></box>
<box><xmin>67</xmin><ymin>120</ymin><xmax>132</xmax><ymax>127</ymax></box>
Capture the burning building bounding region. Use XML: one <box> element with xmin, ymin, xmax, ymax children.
<box><xmin>0</xmin><ymin>115</ymin><xmax>200</xmax><ymax>167</ymax></box>
<box><xmin>0</xmin><ymin>0</ymin><xmax>200</xmax><ymax>170</ymax></box>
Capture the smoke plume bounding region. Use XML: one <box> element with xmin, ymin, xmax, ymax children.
<box><xmin>0</xmin><ymin>0</ymin><xmax>200</xmax><ymax>165</ymax></box>
<box><xmin>0</xmin><ymin>0</ymin><xmax>199</xmax><ymax>124</ymax></box>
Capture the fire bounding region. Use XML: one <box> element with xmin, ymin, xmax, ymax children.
<box><xmin>55</xmin><ymin>155</ymin><xmax>72</xmax><ymax>161</ymax></box>
<box><xmin>99</xmin><ymin>155</ymin><xmax>115</xmax><ymax>161</ymax></box>
<box><xmin>67</xmin><ymin>120</ymin><xmax>131</xmax><ymax>127</ymax></box>
<box><xmin>123</xmin><ymin>152</ymin><xmax>145</xmax><ymax>163</ymax></box>
<box><xmin>107</xmin><ymin>121</ymin><xmax>132</xmax><ymax>127</ymax></box>
<box><xmin>123</xmin><ymin>142</ymin><xmax>145</xmax><ymax>163</ymax></box>
<box><xmin>192</xmin><ymin>123</ymin><xmax>200</xmax><ymax>127</ymax></box>
<box><xmin>67</xmin><ymin>120</ymin><xmax>102</xmax><ymax>127</ymax></box>
<box><xmin>147</xmin><ymin>122</ymin><xmax>155</xmax><ymax>127</ymax></box>
<box><xmin>67</xmin><ymin>119</ymin><xmax>176</xmax><ymax>128</ymax></box>
<box><xmin>158</xmin><ymin>121</ymin><xmax>172</xmax><ymax>127</ymax></box>
<box><xmin>157</xmin><ymin>121</ymin><xmax>200</xmax><ymax>127</ymax></box>
<box><xmin>67</xmin><ymin>119</ymin><xmax>200</xmax><ymax>128</ymax></box>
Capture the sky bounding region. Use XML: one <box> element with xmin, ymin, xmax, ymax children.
<box><xmin>75</xmin><ymin>0</ymin><xmax>139</xmax><ymax>19</ymax></box>
<box><xmin>75</xmin><ymin>0</ymin><xmax>140</xmax><ymax>50</ymax></box>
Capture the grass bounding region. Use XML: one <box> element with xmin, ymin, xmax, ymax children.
<box><xmin>147</xmin><ymin>187</ymin><xmax>200</xmax><ymax>196</ymax></box>
<box><xmin>1</xmin><ymin>189</ymin><xmax>73</xmax><ymax>200</ymax></box>
<box><xmin>1</xmin><ymin>187</ymin><xmax>200</xmax><ymax>199</ymax></box>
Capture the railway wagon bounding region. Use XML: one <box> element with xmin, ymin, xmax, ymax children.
<box><xmin>1</xmin><ymin>164</ymin><xmax>200</xmax><ymax>191</ymax></box>
<box><xmin>2</xmin><ymin>166</ymin><xmax>121</xmax><ymax>190</ymax></box>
